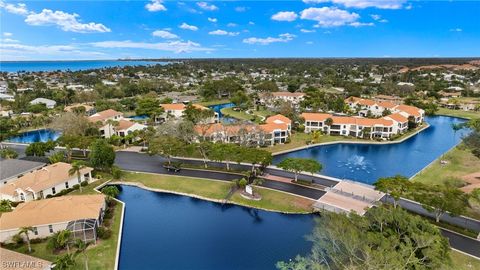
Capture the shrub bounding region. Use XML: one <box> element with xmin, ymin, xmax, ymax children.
<box><xmin>12</xmin><ymin>234</ymin><xmax>24</xmax><ymax>245</ymax></box>
<box><xmin>80</xmin><ymin>181</ymin><xmax>88</xmax><ymax>187</ymax></box>
<box><xmin>0</xmin><ymin>148</ymin><xmax>18</xmax><ymax>159</ymax></box>
<box><xmin>72</xmin><ymin>184</ymin><xmax>80</xmax><ymax>190</ymax></box>
<box><xmin>97</xmin><ymin>227</ymin><xmax>112</xmax><ymax>239</ymax></box>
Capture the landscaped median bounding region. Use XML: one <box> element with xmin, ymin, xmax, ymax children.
<box><xmin>119</xmin><ymin>172</ymin><xmax>314</xmax><ymax>213</ymax></box>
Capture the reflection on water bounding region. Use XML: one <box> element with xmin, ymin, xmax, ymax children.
<box><xmin>118</xmin><ymin>185</ymin><xmax>314</xmax><ymax>270</ymax></box>
<box><xmin>274</xmin><ymin>116</ymin><xmax>469</xmax><ymax>184</ymax></box>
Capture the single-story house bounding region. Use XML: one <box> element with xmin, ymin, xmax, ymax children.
<box><xmin>0</xmin><ymin>194</ymin><xmax>105</xmax><ymax>243</ymax></box>
<box><xmin>0</xmin><ymin>162</ymin><xmax>93</xmax><ymax>202</ymax></box>
<box><xmin>0</xmin><ymin>159</ymin><xmax>46</xmax><ymax>187</ymax></box>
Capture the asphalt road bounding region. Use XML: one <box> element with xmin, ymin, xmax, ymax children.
<box><xmin>441</xmin><ymin>229</ymin><xmax>480</xmax><ymax>258</ymax></box>
<box><xmin>5</xmin><ymin>144</ymin><xmax>480</xmax><ymax>259</ymax></box>
<box><xmin>115</xmin><ymin>151</ymin><xmax>325</xmax><ymax>200</ymax></box>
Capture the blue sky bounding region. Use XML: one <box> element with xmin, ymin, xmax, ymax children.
<box><xmin>0</xmin><ymin>0</ymin><xmax>479</xmax><ymax>60</ymax></box>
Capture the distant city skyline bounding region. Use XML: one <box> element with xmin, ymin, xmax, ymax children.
<box><xmin>1</xmin><ymin>0</ymin><xmax>479</xmax><ymax>60</ymax></box>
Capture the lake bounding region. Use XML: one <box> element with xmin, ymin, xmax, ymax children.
<box><xmin>273</xmin><ymin>116</ymin><xmax>470</xmax><ymax>184</ymax></box>
<box><xmin>0</xmin><ymin>60</ymin><xmax>168</xmax><ymax>72</ymax></box>
<box><xmin>208</xmin><ymin>102</ymin><xmax>238</xmax><ymax>123</ymax></box>
<box><xmin>117</xmin><ymin>185</ymin><xmax>314</xmax><ymax>270</ymax></box>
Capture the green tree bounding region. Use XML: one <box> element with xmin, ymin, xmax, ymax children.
<box><xmin>25</xmin><ymin>141</ymin><xmax>56</xmax><ymax>157</ymax></box>
<box><xmin>148</xmin><ymin>136</ymin><xmax>184</xmax><ymax>165</ymax></box>
<box><xmin>182</xmin><ymin>104</ymin><xmax>215</xmax><ymax>124</ymax></box>
<box><xmin>17</xmin><ymin>226</ymin><xmax>35</xmax><ymax>253</ymax></box>
<box><xmin>89</xmin><ymin>139</ymin><xmax>115</xmax><ymax>171</ymax></box>
<box><xmin>101</xmin><ymin>185</ymin><xmax>120</xmax><ymax>199</ymax></box>
<box><xmin>374</xmin><ymin>175</ymin><xmax>411</xmax><ymax>208</ymax></box>
<box><xmin>231</xmin><ymin>90</ymin><xmax>251</xmax><ymax>110</ymax></box>
<box><xmin>135</xmin><ymin>97</ymin><xmax>163</xmax><ymax>118</ymax></box>
<box><xmin>415</xmin><ymin>185</ymin><xmax>469</xmax><ymax>223</ymax></box>
<box><xmin>69</xmin><ymin>161</ymin><xmax>87</xmax><ymax>193</ymax></box>
<box><xmin>277</xmin><ymin>207</ymin><xmax>450</xmax><ymax>270</ymax></box>
<box><xmin>277</xmin><ymin>158</ymin><xmax>322</xmax><ymax>182</ymax></box>
<box><xmin>209</xmin><ymin>143</ymin><xmax>236</xmax><ymax>171</ymax></box>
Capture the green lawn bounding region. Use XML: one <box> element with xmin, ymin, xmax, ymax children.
<box><xmin>221</xmin><ymin>107</ymin><xmax>263</xmax><ymax>123</ymax></box>
<box><xmin>121</xmin><ymin>172</ymin><xmax>313</xmax><ymax>213</ymax></box>
<box><xmin>448</xmin><ymin>250</ymin><xmax>480</xmax><ymax>270</ymax></box>
<box><xmin>267</xmin><ymin>132</ymin><xmax>359</xmax><ymax>154</ymax></box>
<box><xmin>197</xmin><ymin>99</ymin><xmax>231</xmax><ymax>106</ymax></box>
<box><xmin>412</xmin><ymin>145</ymin><xmax>480</xmax><ymax>219</ymax></box>
<box><xmin>436</xmin><ymin>108</ymin><xmax>480</xmax><ymax>120</ymax></box>
<box><xmin>412</xmin><ymin>146</ymin><xmax>480</xmax><ymax>186</ymax></box>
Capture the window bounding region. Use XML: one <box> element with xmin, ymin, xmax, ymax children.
<box><xmin>49</xmin><ymin>225</ymin><xmax>53</xmax><ymax>233</ymax></box>
<box><xmin>65</xmin><ymin>182</ymin><xmax>69</xmax><ymax>189</ymax></box>
<box><xmin>33</xmin><ymin>227</ymin><xmax>38</xmax><ymax>235</ymax></box>
<box><xmin>78</xmin><ymin>177</ymin><xmax>82</xmax><ymax>184</ymax></box>
<box><xmin>20</xmin><ymin>193</ymin><xmax>25</xmax><ymax>201</ymax></box>
<box><xmin>51</xmin><ymin>187</ymin><xmax>56</xmax><ymax>195</ymax></box>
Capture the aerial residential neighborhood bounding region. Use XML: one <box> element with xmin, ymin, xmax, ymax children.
<box><xmin>1</xmin><ymin>0</ymin><xmax>480</xmax><ymax>270</ymax></box>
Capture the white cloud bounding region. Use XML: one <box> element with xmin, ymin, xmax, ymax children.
<box><xmin>302</xmin><ymin>0</ymin><xmax>407</xmax><ymax>9</ymax></box>
<box><xmin>300</xmin><ymin>7</ymin><xmax>359</xmax><ymax>27</ymax></box>
<box><xmin>0</xmin><ymin>38</ymin><xmax>19</xmax><ymax>43</ymax></box>
<box><xmin>235</xmin><ymin>6</ymin><xmax>247</xmax><ymax>12</ymax></box>
<box><xmin>208</xmin><ymin>17</ymin><xmax>217</xmax><ymax>23</ymax></box>
<box><xmin>145</xmin><ymin>0</ymin><xmax>166</xmax><ymax>12</ymax></box>
<box><xmin>0</xmin><ymin>42</ymin><xmax>106</xmax><ymax>61</ymax></box>
<box><xmin>91</xmin><ymin>40</ymin><xmax>212</xmax><ymax>53</ymax></box>
<box><xmin>249</xmin><ymin>21</ymin><xmax>255</xmax><ymax>25</ymax></box>
<box><xmin>4</xmin><ymin>2</ymin><xmax>29</xmax><ymax>15</ymax></box>
<box><xmin>271</xmin><ymin>11</ymin><xmax>298</xmax><ymax>22</ymax></box>
<box><xmin>301</xmin><ymin>29</ymin><xmax>316</xmax><ymax>33</ymax></box>
<box><xmin>350</xmin><ymin>22</ymin><xmax>375</xmax><ymax>27</ymax></box>
<box><xmin>306</xmin><ymin>41</ymin><xmax>314</xmax><ymax>45</ymax></box>
<box><xmin>227</xmin><ymin>23</ymin><xmax>237</xmax><ymax>27</ymax></box>
<box><xmin>152</xmin><ymin>30</ymin><xmax>179</xmax><ymax>39</ymax></box>
<box><xmin>197</xmin><ymin>2</ymin><xmax>218</xmax><ymax>11</ymax></box>
<box><xmin>209</xmin><ymin>30</ymin><xmax>239</xmax><ymax>36</ymax></box>
<box><xmin>243</xmin><ymin>33</ymin><xmax>296</xmax><ymax>45</ymax></box>
<box><xmin>370</xmin><ymin>14</ymin><xmax>388</xmax><ymax>23</ymax></box>
<box><xmin>3</xmin><ymin>32</ymin><xmax>13</xmax><ymax>37</ymax></box>
<box><xmin>25</xmin><ymin>9</ymin><xmax>111</xmax><ymax>33</ymax></box>
<box><xmin>450</xmin><ymin>28</ymin><xmax>462</xmax><ymax>32</ymax></box>
<box><xmin>179</xmin><ymin>22</ymin><xmax>198</xmax><ymax>31</ymax></box>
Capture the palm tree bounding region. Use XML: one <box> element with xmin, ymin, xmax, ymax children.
<box><xmin>56</xmin><ymin>230</ymin><xmax>72</xmax><ymax>254</ymax></box>
<box><xmin>18</xmin><ymin>226</ymin><xmax>34</xmax><ymax>253</ymax></box>
<box><xmin>69</xmin><ymin>161</ymin><xmax>87</xmax><ymax>193</ymax></box>
<box><xmin>74</xmin><ymin>239</ymin><xmax>91</xmax><ymax>270</ymax></box>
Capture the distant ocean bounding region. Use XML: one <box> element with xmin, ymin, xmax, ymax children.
<box><xmin>0</xmin><ymin>60</ymin><xmax>169</xmax><ymax>72</ymax></box>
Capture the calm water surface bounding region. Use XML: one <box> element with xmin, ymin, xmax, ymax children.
<box><xmin>7</xmin><ymin>129</ymin><xmax>61</xmax><ymax>143</ymax></box>
<box><xmin>208</xmin><ymin>102</ymin><xmax>238</xmax><ymax>123</ymax></box>
<box><xmin>118</xmin><ymin>185</ymin><xmax>314</xmax><ymax>270</ymax></box>
<box><xmin>273</xmin><ymin>116</ymin><xmax>470</xmax><ymax>184</ymax></box>
<box><xmin>0</xmin><ymin>60</ymin><xmax>168</xmax><ymax>72</ymax></box>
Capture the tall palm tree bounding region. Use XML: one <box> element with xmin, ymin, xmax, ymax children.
<box><xmin>18</xmin><ymin>226</ymin><xmax>34</xmax><ymax>253</ymax></box>
<box><xmin>74</xmin><ymin>239</ymin><xmax>91</xmax><ymax>270</ymax></box>
<box><xmin>69</xmin><ymin>161</ymin><xmax>87</xmax><ymax>193</ymax></box>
